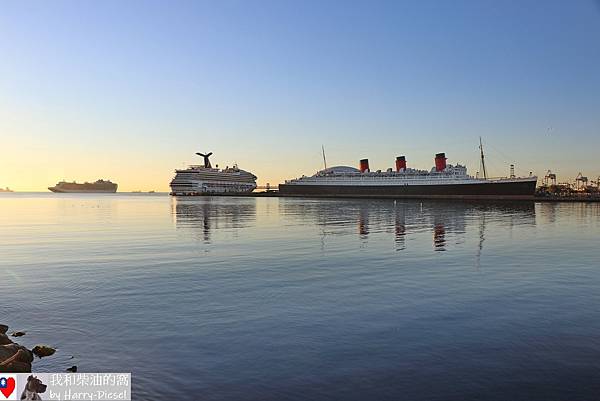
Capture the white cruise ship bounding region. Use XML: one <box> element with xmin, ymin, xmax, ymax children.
<box><xmin>170</xmin><ymin>152</ymin><xmax>257</xmax><ymax>195</ymax></box>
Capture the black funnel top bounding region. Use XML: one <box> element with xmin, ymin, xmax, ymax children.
<box><xmin>196</xmin><ymin>152</ymin><xmax>213</xmax><ymax>168</ymax></box>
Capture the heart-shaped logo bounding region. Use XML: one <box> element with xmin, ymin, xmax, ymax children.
<box><xmin>0</xmin><ymin>377</ymin><xmax>15</xmax><ymax>398</ymax></box>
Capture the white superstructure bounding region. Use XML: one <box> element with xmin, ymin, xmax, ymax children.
<box><xmin>170</xmin><ymin>152</ymin><xmax>257</xmax><ymax>195</ymax></box>
<box><xmin>285</xmin><ymin>164</ymin><xmax>536</xmax><ymax>186</ymax></box>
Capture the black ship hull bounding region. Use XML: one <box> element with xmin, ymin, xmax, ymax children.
<box><xmin>278</xmin><ymin>180</ymin><xmax>537</xmax><ymax>200</ymax></box>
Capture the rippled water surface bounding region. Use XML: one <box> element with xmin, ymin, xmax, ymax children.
<box><xmin>1</xmin><ymin>193</ymin><xmax>600</xmax><ymax>400</ymax></box>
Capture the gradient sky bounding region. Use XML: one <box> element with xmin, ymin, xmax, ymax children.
<box><xmin>1</xmin><ymin>0</ymin><xmax>599</xmax><ymax>191</ymax></box>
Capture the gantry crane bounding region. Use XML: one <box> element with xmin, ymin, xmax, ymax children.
<box><xmin>575</xmin><ymin>172</ymin><xmax>588</xmax><ymax>191</ymax></box>
<box><xmin>543</xmin><ymin>170</ymin><xmax>557</xmax><ymax>186</ymax></box>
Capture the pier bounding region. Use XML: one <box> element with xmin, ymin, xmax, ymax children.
<box><xmin>174</xmin><ymin>190</ymin><xmax>600</xmax><ymax>202</ymax></box>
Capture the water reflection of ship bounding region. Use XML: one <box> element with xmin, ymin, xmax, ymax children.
<box><xmin>359</xmin><ymin>207</ymin><xmax>369</xmax><ymax>238</ymax></box>
<box><xmin>280</xmin><ymin>199</ymin><xmax>536</xmax><ymax>252</ymax></box>
<box><xmin>173</xmin><ymin>198</ymin><xmax>256</xmax><ymax>243</ymax></box>
<box><xmin>433</xmin><ymin>223</ymin><xmax>446</xmax><ymax>250</ymax></box>
<box><xmin>394</xmin><ymin>205</ymin><xmax>406</xmax><ymax>250</ymax></box>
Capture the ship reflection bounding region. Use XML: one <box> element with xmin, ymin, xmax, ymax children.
<box><xmin>173</xmin><ymin>197</ymin><xmax>256</xmax><ymax>243</ymax></box>
<box><xmin>359</xmin><ymin>207</ymin><xmax>369</xmax><ymax>239</ymax></box>
<box><xmin>280</xmin><ymin>199</ymin><xmax>536</xmax><ymax>253</ymax></box>
<box><xmin>173</xmin><ymin>197</ymin><xmax>537</xmax><ymax>255</ymax></box>
<box><xmin>433</xmin><ymin>223</ymin><xmax>446</xmax><ymax>251</ymax></box>
<box><xmin>394</xmin><ymin>207</ymin><xmax>406</xmax><ymax>250</ymax></box>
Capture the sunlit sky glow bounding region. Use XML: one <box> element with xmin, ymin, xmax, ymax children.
<box><xmin>1</xmin><ymin>0</ymin><xmax>599</xmax><ymax>191</ymax></box>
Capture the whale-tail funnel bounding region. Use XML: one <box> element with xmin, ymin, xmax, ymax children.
<box><xmin>196</xmin><ymin>152</ymin><xmax>213</xmax><ymax>168</ymax></box>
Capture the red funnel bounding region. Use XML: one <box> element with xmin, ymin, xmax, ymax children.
<box><xmin>359</xmin><ymin>159</ymin><xmax>370</xmax><ymax>173</ymax></box>
<box><xmin>435</xmin><ymin>153</ymin><xmax>447</xmax><ymax>172</ymax></box>
<box><xmin>396</xmin><ymin>156</ymin><xmax>406</xmax><ymax>172</ymax></box>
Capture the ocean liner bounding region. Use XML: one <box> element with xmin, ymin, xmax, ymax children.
<box><xmin>279</xmin><ymin>144</ymin><xmax>537</xmax><ymax>200</ymax></box>
<box><xmin>49</xmin><ymin>179</ymin><xmax>118</xmax><ymax>193</ymax></box>
<box><xmin>170</xmin><ymin>152</ymin><xmax>257</xmax><ymax>195</ymax></box>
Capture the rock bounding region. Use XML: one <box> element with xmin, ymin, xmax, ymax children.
<box><xmin>10</xmin><ymin>331</ymin><xmax>26</xmax><ymax>337</ymax></box>
<box><xmin>32</xmin><ymin>345</ymin><xmax>56</xmax><ymax>358</ymax></box>
<box><xmin>0</xmin><ymin>334</ymin><xmax>12</xmax><ymax>346</ymax></box>
<box><xmin>1</xmin><ymin>344</ymin><xmax>33</xmax><ymax>363</ymax></box>
<box><xmin>66</xmin><ymin>366</ymin><xmax>77</xmax><ymax>373</ymax></box>
<box><xmin>0</xmin><ymin>344</ymin><xmax>33</xmax><ymax>373</ymax></box>
<box><xmin>0</xmin><ymin>325</ymin><xmax>13</xmax><ymax>345</ymax></box>
<box><xmin>1</xmin><ymin>349</ymin><xmax>33</xmax><ymax>372</ymax></box>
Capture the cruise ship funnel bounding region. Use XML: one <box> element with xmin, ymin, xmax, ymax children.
<box><xmin>396</xmin><ymin>156</ymin><xmax>406</xmax><ymax>172</ymax></box>
<box><xmin>435</xmin><ymin>153</ymin><xmax>447</xmax><ymax>172</ymax></box>
<box><xmin>360</xmin><ymin>159</ymin><xmax>370</xmax><ymax>173</ymax></box>
<box><xmin>196</xmin><ymin>152</ymin><xmax>213</xmax><ymax>168</ymax></box>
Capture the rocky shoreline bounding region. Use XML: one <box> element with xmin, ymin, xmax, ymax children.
<box><xmin>0</xmin><ymin>324</ymin><xmax>33</xmax><ymax>372</ymax></box>
<box><xmin>0</xmin><ymin>324</ymin><xmax>60</xmax><ymax>374</ymax></box>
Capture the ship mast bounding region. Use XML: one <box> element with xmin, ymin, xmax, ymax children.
<box><xmin>479</xmin><ymin>137</ymin><xmax>488</xmax><ymax>180</ymax></box>
<box><xmin>322</xmin><ymin>145</ymin><xmax>327</xmax><ymax>170</ymax></box>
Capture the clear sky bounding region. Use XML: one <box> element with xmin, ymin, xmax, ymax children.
<box><xmin>1</xmin><ymin>0</ymin><xmax>599</xmax><ymax>191</ymax></box>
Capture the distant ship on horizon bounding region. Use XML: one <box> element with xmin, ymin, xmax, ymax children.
<box><xmin>48</xmin><ymin>179</ymin><xmax>118</xmax><ymax>193</ymax></box>
<box><xmin>170</xmin><ymin>152</ymin><xmax>257</xmax><ymax>195</ymax></box>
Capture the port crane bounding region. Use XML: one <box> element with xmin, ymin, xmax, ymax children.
<box><xmin>589</xmin><ymin>176</ymin><xmax>600</xmax><ymax>193</ymax></box>
<box><xmin>575</xmin><ymin>172</ymin><xmax>588</xmax><ymax>191</ymax></box>
<box><xmin>543</xmin><ymin>170</ymin><xmax>557</xmax><ymax>186</ymax></box>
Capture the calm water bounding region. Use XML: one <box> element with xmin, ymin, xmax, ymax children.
<box><xmin>1</xmin><ymin>193</ymin><xmax>600</xmax><ymax>400</ymax></box>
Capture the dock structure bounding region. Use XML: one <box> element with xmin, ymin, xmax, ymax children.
<box><xmin>536</xmin><ymin>170</ymin><xmax>600</xmax><ymax>201</ymax></box>
<box><xmin>171</xmin><ymin>189</ymin><xmax>600</xmax><ymax>202</ymax></box>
